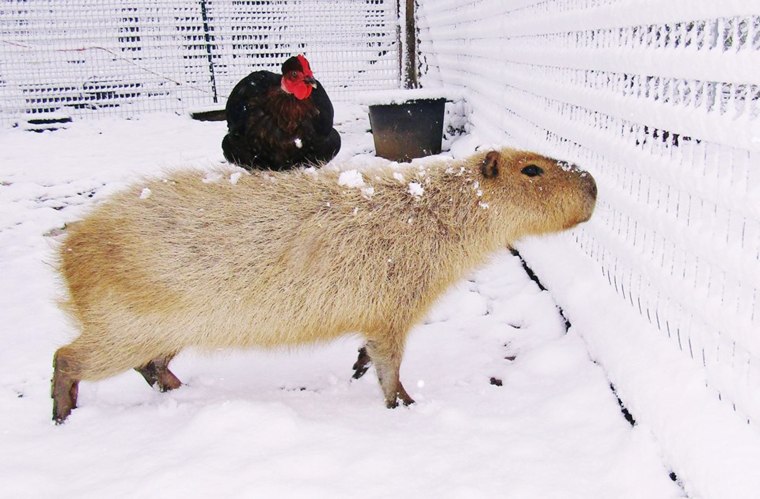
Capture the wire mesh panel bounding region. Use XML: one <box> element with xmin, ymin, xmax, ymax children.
<box><xmin>416</xmin><ymin>0</ymin><xmax>760</xmax><ymax>427</ymax></box>
<box><xmin>0</xmin><ymin>0</ymin><xmax>400</xmax><ymax>127</ymax></box>
<box><xmin>203</xmin><ymin>0</ymin><xmax>401</xmax><ymax>106</ymax></box>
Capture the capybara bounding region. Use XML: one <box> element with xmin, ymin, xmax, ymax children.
<box><xmin>52</xmin><ymin>148</ymin><xmax>596</xmax><ymax>422</ymax></box>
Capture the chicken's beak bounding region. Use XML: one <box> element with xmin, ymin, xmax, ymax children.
<box><xmin>304</xmin><ymin>76</ymin><xmax>317</xmax><ymax>89</ymax></box>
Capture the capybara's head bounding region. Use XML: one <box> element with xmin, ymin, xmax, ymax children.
<box><xmin>478</xmin><ymin>148</ymin><xmax>597</xmax><ymax>239</ymax></box>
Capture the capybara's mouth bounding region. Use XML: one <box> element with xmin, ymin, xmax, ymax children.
<box><xmin>578</xmin><ymin>174</ymin><xmax>597</xmax><ymax>224</ymax></box>
<box><xmin>578</xmin><ymin>199</ymin><xmax>597</xmax><ymax>225</ymax></box>
<box><xmin>564</xmin><ymin>217</ymin><xmax>587</xmax><ymax>230</ymax></box>
<box><xmin>582</xmin><ymin>173</ymin><xmax>597</xmax><ymax>201</ymax></box>
<box><xmin>582</xmin><ymin>196</ymin><xmax>597</xmax><ymax>223</ymax></box>
<box><xmin>565</xmin><ymin>200</ymin><xmax>596</xmax><ymax>229</ymax></box>
<box><xmin>578</xmin><ymin>211</ymin><xmax>593</xmax><ymax>225</ymax></box>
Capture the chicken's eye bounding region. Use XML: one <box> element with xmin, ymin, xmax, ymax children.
<box><xmin>290</xmin><ymin>71</ymin><xmax>299</xmax><ymax>78</ymax></box>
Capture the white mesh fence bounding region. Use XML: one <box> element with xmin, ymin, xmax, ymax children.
<box><xmin>417</xmin><ymin>0</ymin><xmax>760</xmax><ymax>429</ymax></box>
<box><xmin>0</xmin><ymin>0</ymin><xmax>401</xmax><ymax>126</ymax></box>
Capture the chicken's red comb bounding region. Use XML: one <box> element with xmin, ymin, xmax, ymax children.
<box><xmin>297</xmin><ymin>54</ymin><xmax>313</xmax><ymax>77</ymax></box>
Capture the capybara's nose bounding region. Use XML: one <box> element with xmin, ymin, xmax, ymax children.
<box><xmin>584</xmin><ymin>174</ymin><xmax>597</xmax><ymax>200</ymax></box>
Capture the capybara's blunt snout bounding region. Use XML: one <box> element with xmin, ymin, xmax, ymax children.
<box><xmin>580</xmin><ymin>172</ymin><xmax>597</xmax><ymax>223</ymax></box>
<box><xmin>584</xmin><ymin>173</ymin><xmax>597</xmax><ymax>200</ymax></box>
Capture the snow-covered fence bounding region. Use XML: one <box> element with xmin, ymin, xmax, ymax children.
<box><xmin>416</xmin><ymin>1</ymin><xmax>760</xmax><ymax>497</ymax></box>
<box><xmin>0</xmin><ymin>0</ymin><xmax>401</xmax><ymax>127</ymax></box>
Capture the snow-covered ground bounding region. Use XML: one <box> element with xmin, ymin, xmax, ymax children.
<box><xmin>0</xmin><ymin>106</ymin><xmax>683</xmax><ymax>498</ymax></box>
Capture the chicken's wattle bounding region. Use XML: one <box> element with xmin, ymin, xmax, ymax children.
<box><xmin>283</xmin><ymin>78</ymin><xmax>313</xmax><ymax>100</ymax></box>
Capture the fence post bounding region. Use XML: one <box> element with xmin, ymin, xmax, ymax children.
<box><xmin>403</xmin><ymin>0</ymin><xmax>417</xmax><ymax>89</ymax></box>
<box><xmin>199</xmin><ymin>0</ymin><xmax>218</xmax><ymax>103</ymax></box>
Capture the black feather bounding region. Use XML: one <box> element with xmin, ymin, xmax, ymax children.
<box><xmin>221</xmin><ymin>57</ymin><xmax>341</xmax><ymax>171</ymax></box>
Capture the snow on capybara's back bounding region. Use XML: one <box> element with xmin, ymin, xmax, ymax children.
<box><xmin>52</xmin><ymin>148</ymin><xmax>597</xmax><ymax>422</ymax></box>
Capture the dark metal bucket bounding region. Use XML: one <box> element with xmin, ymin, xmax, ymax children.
<box><xmin>368</xmin><ymin>98</ymin><xmax>446</xmax><ymax>162</ymax></box>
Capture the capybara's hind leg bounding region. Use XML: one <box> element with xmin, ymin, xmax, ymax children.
<box><xmin>52</xmin><ymin>346</ymin><xmax>81</xmax><ymax>424</ymax></box>
<box><xmin>365</xmin><ymin>339</ymin><xmax>415</xmax><ymax>408</ymax></box>
<box><xmin>135</xmin><ymin>354</ymin><xmax>182</xmax><ymax>392</ymax></box>
<box><xmin>351</xmin><ymin>346</ymin><xmax>372</xmax><ymax>380</ymax></box>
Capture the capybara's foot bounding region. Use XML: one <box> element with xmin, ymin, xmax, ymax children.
<box><xmin>351</xmin><ymin>346</ymin><xmax>372</xmax><ymax>380</ymax></box>
<box><xmin>385</xmin><ymin>384</ymin><xmax>415</xmax><ymax>409</ymax></box>
<box><xmin>397</xmin><ymin>382</ymin><xmax>415</xmax><ymax>407</ymax></box>
<box><xmin>135</xmin><ymin>355</ymin><xmax>182</xmax><ymax>392</ymax></box>
<box><xmin>52</xmin><ymin>379</ymin><xmax>79</xmax><ymax>424</ymax></box>
<box><xmin>52</xmin><ymin>351</ymin><xmax>80</xmax><ymax>424</ymax></box>
<box><xmin>385</xmin><ymin>394</ymin><xmax>416</xmax><ymax>409</ymax></box>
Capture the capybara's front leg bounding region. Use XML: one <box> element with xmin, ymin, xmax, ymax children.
<box><xmin>365</xmin><ymin>339</ymin><xmax>415</xmax><ymax>408</ymax></box>
<box><xmin>51</xmin><ymin>347</ymin><xmax>81</xmax><ymax>424</ymax></box>
<box><xmin>135</xmin><ymin>354</ymin><xmax>182</xmax><ymax>392</ymax></box>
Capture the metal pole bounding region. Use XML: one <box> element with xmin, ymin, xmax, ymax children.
<box><xmin>200</xmin><ymin>0</ymin><xmax>218</xmax><ymax>103</ymax></box>
<box><xmin>404</xmin><ymin>0</ymin><xmax>418</xmax><ymax>88</ymax></box>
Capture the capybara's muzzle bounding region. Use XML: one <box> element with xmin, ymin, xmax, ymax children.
<box><xmin>579</xmin><ymin>173</ymin><xmax>597</xmax><ymax>223</ymax></box>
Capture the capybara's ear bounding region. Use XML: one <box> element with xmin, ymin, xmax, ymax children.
<box><xmin>480</xmin><ymin>151</ymin><xmax>500</xmax><ymax>178</ymax></box>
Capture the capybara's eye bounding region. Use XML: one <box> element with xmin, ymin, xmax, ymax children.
<box><xmin>521</xmin><ymin>165</ymin><xmax>544</xmax><ymax>177</ymax></box>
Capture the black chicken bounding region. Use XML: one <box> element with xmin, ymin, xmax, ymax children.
<box><xmin>222</xmin><ymin>55</ymin><xmax>341</xmax><ymax>170</ymax></box>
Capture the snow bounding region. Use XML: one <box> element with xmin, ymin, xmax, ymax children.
<box><xmin>408</xmin><ymin>181</ymin><xmax>424</xmax><ymax>197</ymax></box>
<box><xmin>229</xmin><ymin>172</ymin><xmax>243</xmax><ymax>185</ymax></box>
<box><xmin>517</xmin><ymin>233</ymin><xmax>760</xmax><ymax>499</ymax></box>
<box><xmin>354</xmin><ymin>87</ymin><xmax>464</xmax><ymax>106</ymax></box>
<box><xmin>337</xmin><ymin>169</ymin><xmax>365</xmax><ymax>188</ymax></box>
<box><xmin>0</xmin><ymin>105</ymin><xmax>682</xmax><ymax>498</ymax></box>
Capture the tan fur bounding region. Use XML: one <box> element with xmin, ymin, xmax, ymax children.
<box><xmin>52</xmin><ymin>148</ymin><xmax>596</xmax><ymax>421</ymax></box>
